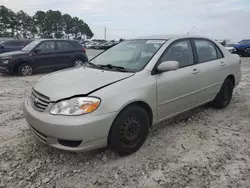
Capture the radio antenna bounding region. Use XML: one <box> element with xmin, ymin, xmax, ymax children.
<box><xmin>187</xmin><ymin>26</ymin><xmax>195</xmax><ymax>35</ymax></box>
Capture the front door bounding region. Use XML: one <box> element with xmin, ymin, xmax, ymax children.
<box><xmin>155</xmin><ymin>39</ymin><xmax>201</xmax><ymax>121</ymax></box>
<box><xmin>32</xmin><ymin>41</ymin><xmax>56</xmax><ymax>70</ymax></box>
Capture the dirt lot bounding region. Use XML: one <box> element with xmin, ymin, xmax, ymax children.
<box><xmin>0</xmin><ymin>56</ymin><xmax>250</xmax><ymax>188</ymax></box>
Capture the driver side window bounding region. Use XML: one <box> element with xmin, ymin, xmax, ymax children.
<box><xmin>36</xmin><ymin>42</ymin><xmax>55</xmax><ymax>52</ymax></box>
<box><xmin>160</xmin><ymin>40</ymin><xmax>194</xmax><ymax>68</ymax></box>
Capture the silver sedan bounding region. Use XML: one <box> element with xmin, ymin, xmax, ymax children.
<box><xmin>23</xmin><ymin>35</ymin><xmax>241</xmax><ymax>156</ymax></box>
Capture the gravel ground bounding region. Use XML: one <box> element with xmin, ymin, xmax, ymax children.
<box><xmin>0</xmin><ymin>55</ymin><xmax>250</xmax><ymax>188</ymax></box>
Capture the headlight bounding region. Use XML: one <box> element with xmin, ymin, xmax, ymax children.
<box><xmin>2</xmin><ymin>60</ymin><xmax>9</xmax><ymax>64</ymax></box>
<box><xmin>246</xmin><ymin>47</ymin><xmax>250</xmax><ymax>51</ymax></box>
<box><xmin>50</xmin><ymin>97</ymin><xmax>100</xmax><ymax>115</ymax></box>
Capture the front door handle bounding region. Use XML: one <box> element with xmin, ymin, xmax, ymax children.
<box><xmin>192</xmin><ymin>68</ymin><xmax>200</xmax><ymax>74</ymax></box>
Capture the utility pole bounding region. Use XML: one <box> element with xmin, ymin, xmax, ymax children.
<box><xmin>104</xmin><ymin>27</ymin><xmax>107</xmax><ymax>40</ymax></box>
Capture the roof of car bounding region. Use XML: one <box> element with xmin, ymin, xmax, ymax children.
<box><xmin>134</xmin><ymin>34</ymin><xmax>206</xmax><ymax>40</ymax></box>
<box><xmin>35</xmin><ymin>39</ymin><xmax>78</xmax><ymax>42</ymax></box>
<box><xmin>3</xmin><ymin>39</ymin><xmax>32</xmax><ymax>42</ymax></box>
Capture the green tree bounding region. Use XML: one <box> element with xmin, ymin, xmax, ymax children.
<box><xmin>0</xmin><ymin>6</ymin><xmax>94</xmax><ymax>39</ymax></box>
<box><xmin>62</xmin><ymin>14</ymin><xmax>73</xmax><ymax>39</ymax></box>
<box><xmin>84</xmin><ymin>23</ymin><xmax>94</xmax><ymax>38</ymax></box>
<box><xmin>0</xmin><ymin>6</ymin><xmax>15</xmax><ymax>37</ymax></box>
<box><xmin>33</xmin><ymin>11</ymin><xmax>47</xmax><ymax>38</ymax></box>
<box><xmin>15</xmin><ymin>10</ymin><xmax>34</xmax><ymax>38</ymax></box>
<box><xmin>71</xmin><ymin>17</ymin><xmax>80</xmax><ymax>39</ymax></box>
<box><xmin>45</xmin><ymin>10</ymin><xmax>63</xmax><ymax>38</ymax></box>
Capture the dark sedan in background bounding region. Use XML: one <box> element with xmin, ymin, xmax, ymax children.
<box><xmin>0</xmin><ymin>39</ymin><xmax>32</xmax><ymax>54</ymax></box>
<box><xmin>0</xmin><ymin>39</ymin><xmax>88</xmax><ymax>76</ymax></box>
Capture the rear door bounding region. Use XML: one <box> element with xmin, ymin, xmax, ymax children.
<box><xmin>192</xmin><ymin>39</ymin><xmax>227</xmax><ymax>103</ymax></box>
<box><xmin>54</xmin><ymin>41</ymin><xmax>76</xmax><ymax>68</ymax></box>
<box><xmin>32</xmin><ymin>41</ymin><xmax>56</xmax><ymax>70</ymax></box>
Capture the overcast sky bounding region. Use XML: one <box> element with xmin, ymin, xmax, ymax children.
<box><xmin>1</xmin><ymin>0</ymin><xmax>250</xmax><ymax>41</ymax></box>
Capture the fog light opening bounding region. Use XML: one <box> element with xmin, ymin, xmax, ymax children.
<box><xmin>58</xmin><ymin>139</ymin><xmax>82</xmax><ymax>148</ymax></box>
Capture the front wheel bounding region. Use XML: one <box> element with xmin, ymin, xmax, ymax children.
<box><xmin>18</xmin><ymin>64</ymin><xmax>33</xmax><ymax>76</ymax></box>
<box><xmin>108</xmin><ymin>105</ymin><xmax>150</xmax><ymax>156</ymax></box>
<box><xmin>212</xmin><ymin>78</ymin><xmax>234</xmax><ymax>109</ymax></box>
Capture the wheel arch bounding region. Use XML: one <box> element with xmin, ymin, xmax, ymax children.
<box><xmin>107</xmin><ymin>100</ymin><xmax>153</xmax><ymax>146</ymax></box>
<box><xmin>226</xmin><ymin>74</ymin><xmax>235</xmax><ymax>87</ymax></box>
<box><xmin>73</xmin><ymin>55</ymin><xmax>88</xmax><ymax>63</ymax></box>
<box><xmin>12</xmin><ymin>60</ymin><xmax>33</xmax><ymax>74</ymax></box>
<box><xmin>111</xmin><ymin>100</ymin><xmax>153</xmax><ymax>128</ymax></box>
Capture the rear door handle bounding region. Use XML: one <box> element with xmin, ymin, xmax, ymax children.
<box><xmin>220</xmin><ymin>62</ymin><xmax>225</xmax><ymax>67</ymax></box>
<box><xmin>192</xmin><ymin>68</ymin><xmax>200</xmax><ymax>74</ymax></box>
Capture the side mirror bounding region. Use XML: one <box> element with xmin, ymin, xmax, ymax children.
<box><xmin>0</xmin><ymin>45</ymin><xmax>4</xmax><ymax>49</ymax></box>
<box><xmin>157</xmin><ymin>61</ymin><xmax>179</xmax><ymax>72</ymax></box>
<box><xmin>33</xmin><ymin>49</ymin><xmax>41</xmax><ymax>53</ymax></box>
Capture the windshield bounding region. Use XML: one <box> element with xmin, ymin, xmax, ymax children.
<box><xmin>90</xmin><ymin>39</ymin><xmax>165</xmax><ymax>71</ymax></box>
<box><xmin>239</xmin><ymin>40</ymin><xmax>250</xmax><ymax>44</ymax></box>
<box><xmin>22</xmin><ymin>40</ymin><xmax>40</xmax><ymax>52</ymax></box>
<box><xmin>225</xmin><ymin>44</ymin><xmax>235</xmax><ymax>47</ymax></box>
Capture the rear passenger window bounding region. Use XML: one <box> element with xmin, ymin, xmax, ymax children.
<box><xmin>194</xmin><ymin>40</ymin><xmax>217</xmax><ymax>63</ymax></box>
<box><xmin>57</xmin><ymin>42</ymin><xmax>74</xmax><ymax>50</ymax></box>
<box><xmin>160</xmin><ymin>40</ymin><xmax>194</xmax><ymax>68</ymax></box>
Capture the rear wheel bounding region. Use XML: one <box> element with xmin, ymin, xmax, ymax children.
<box><xmin>212</xmin><ymin>78</ymin><xmax>234</xmax><ymax>109</ymax></box>
<box><xmin>18</xmin><ymin>64</ymin><xmax>33</xmax><ymax>76</ymax></box>
<box><xmin>108</xmin><ymin>105</ymin><xmax>150</xmax><ymax>156</ymax></box>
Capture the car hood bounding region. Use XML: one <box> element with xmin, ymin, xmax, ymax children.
<box><xmin>234</xmin><ymin>44</ymin><xmax>250</xmax><ymax>49</ymax></box>
<box><xmin>34</xmin><ymin>67</ymin><xmax>135</xmax><ymax>101</ymax></box>
<box><xmin>0</xmin><ymin>50</ymin><xmax>28</xmax><ymax>58</ymax></box>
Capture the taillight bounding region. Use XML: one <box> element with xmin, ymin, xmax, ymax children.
<box><xmin>82</xmin><ymin>48</ymin><xmax>86</xmax><ymax>53</ymax></box>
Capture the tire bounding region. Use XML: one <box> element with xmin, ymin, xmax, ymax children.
<box><xmin>73</xmin><ymin>58</ymin><xmax>86</xmax><ymax>67</ymax></box>
<box><xmin>108</xmin><ymin>105</ymin><xmax>150</xmax><ymax>156</ymax></box>
<box><xmin>18</xmin><ymin>63</ymin><xmax>33</xmax><ymax>76</ymax></box>
<box><xmin>212</xmin><ymin>78</ymin><xmax>234</xmax><ymax>109</ymax></box>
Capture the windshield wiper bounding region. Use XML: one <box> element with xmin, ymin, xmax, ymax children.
<box><xmin>86</xmin><ymin>62</ymin><xmax>102</xmax><ymax>68</ymax></box>
<box><xmin>86</xmin><ymin>62</ymin><xmax>131</xmax><ymax>72</ymax></box>
<box><xmin>99</xmin><ymin>64</ymin><xmax>129</xmax><ymax>72</ymax></box>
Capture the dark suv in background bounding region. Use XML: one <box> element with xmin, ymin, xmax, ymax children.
<box><xmin>0</xmin><ymin>39</ymin><xmax>88</xmax><ymax>76</ymax></box>
<box><xmin>0</xmin><ymin>39</ymin><xmax>32</xmax><ymax>54</ymax></box>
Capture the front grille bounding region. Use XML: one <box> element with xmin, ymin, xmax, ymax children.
<box><xmin>235</xmin><ymin>48</ymin><xmax>245</xmax><ymax>54</ymax></box>
<box><xmin>30</xmin><ymin>90</ymin><xmax>50</xmax><ymax>112</ymax></box>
